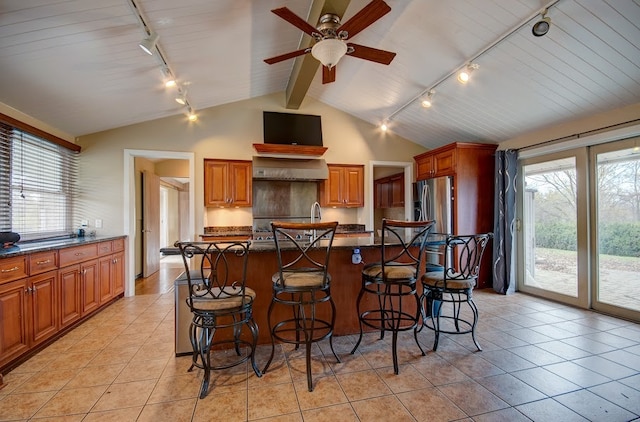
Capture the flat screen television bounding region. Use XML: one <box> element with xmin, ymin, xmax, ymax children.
<box><xmin>263</xmin><ymin>111</ymin><xmax>323</xmax><ymax>146</ymax></box>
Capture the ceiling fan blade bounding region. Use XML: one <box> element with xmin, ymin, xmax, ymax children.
<box><xmin>322</xmin><ymin>66</ymin><xmax>336</xmax><ymax>84</ymax></box>
<box><xmin>337</xmin><ymin>0</ymin><xmax>391</xmax><ymax>40</ymax></box>
<box><xmin>271</xmin><ymin>7</ymin><xmax>320</xmax><ymax>37</ymax></box>
<box><xmin>264</xmin><ymin>48</ymin><xmax>311</xmax><ymax>65</ymax></box>
<box><xmin>347</xmin><ymin>43</ymin><xmax>396</xmax><ymax>65</ymax></box>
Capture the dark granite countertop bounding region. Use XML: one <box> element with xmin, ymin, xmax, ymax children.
<box><xmin>200</xmin><ymin>224</ymin><xmax>369</xmax><ymax>239</ymax></box>
<box><xmin>0</xmin><ymin>235</ymin><xmax>126</xmax><ymax>258</ymax></box>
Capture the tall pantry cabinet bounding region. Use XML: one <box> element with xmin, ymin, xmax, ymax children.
<box><xmin>414</xmin><ymin>142</ymin><xmax>497</xmax><ymax>288</ymax></box>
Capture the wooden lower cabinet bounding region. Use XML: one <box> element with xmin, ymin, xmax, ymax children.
<box><xmin>0</xmin><ymin>271</ymin><xmax>59</xmax><ymax>368</ymax></box>
<box><xmin>59</xmin><ymin>265</ymin><xmax>82</xmax><ymax>329</ymax></box>
<box><xmin>28</xmin><ymin>271</ymin><xmax>58</xmax><ymax>346</ymax></box>
<box><xmin>0</xmin><ymin>279</ymin><xmax>29</xmax><ymax>367</ymax></box>
<box><xmin>80</xmin><ymin>260</ymin><xmax>100</xmax><ymax>315</ymax></box>
<box><xmin>99</xmin><ymin>256</ymin><xmax>114</xmax><ymax>304</ymax></box>
<box><xmin>0</xmin><ymin>237</ymin><xmax>127</xmax><ymax>373</ymax></box>
<box><xmin>112</xmin><ymin>251</ymin><xmax>125</xmax><ymax>296</ymax></box>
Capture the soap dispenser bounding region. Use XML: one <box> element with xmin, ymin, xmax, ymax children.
<box><xmin>351</xmin><ymin>248</ymin><xmax>362</xmax><ymax>264</ymax></box>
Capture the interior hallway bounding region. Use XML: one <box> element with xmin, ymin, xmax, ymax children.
<box><xmin>1</xmin><ymin>256</ymin><xmax>640</xmax><ymax>421</ymax></box>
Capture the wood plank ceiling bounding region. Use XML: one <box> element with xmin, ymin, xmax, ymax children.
<box><xmin>0</xmin><ymin>0</ymin><xmax>638</xmax><ymax>150</ymax></box>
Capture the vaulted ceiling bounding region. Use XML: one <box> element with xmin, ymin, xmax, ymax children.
<box><xmin>1</xmin><ymin>0</ymin><xmax>639</xmax><ymax>150</ymax></box>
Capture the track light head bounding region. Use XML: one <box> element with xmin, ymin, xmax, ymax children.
<box><xmin>139</xmin><ymin>31</ymin><xmax>159</xmax><ymax>55</ymax></box>
<box><xmin>175</xmin><ymin>92</ymin><xmax>187</xmax><ymax>105</ymax></box>
<box><xmin>458</xmin><ymin>63</ymin><xmax>479</xmax><ymax>84</ymax></box>
<box><xmin>532</xmin><ymin>11</ymin><xmax>551</xmax><ymax>37</ymax></box>
<box><xmin>421</xmin><ymin>89</ymin><xmax>435</xmax><ymax>108</ymax></box>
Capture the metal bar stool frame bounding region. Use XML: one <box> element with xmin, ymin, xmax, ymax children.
<box><xmin>176</xmin><ymin>240</ymin><xmax>262</xmax><ymax>399</ymax></box>
<box><xmin>262</xmin><ymin>221</ymin><xmax>340</xmax><ymax>392</ymax></box>
<box><xmin>419</xmin><ymin>233</ymin><xmax>492</xmax><ymax>351</ymax></box>
<box><xmin>350</xmin><ymin>219</ymin><xmax>435</xmax><ymax>374</ymax></box>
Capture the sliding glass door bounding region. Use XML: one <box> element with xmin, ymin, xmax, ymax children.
<box><xmin>591</xmin><ymin>139</ymin><xmax>640</xmax><ymax>320</ymax></box>
<box><xmin>517</xmin><ymin>149</ymin><xmax>589</xmax><ymax>308</ymax></box>
<box><xmin>518</xmin><ymin>139</ymin><xmax>640</xmax><ymax>320</ymax></box>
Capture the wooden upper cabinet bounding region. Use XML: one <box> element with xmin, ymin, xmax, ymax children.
<box><xmin>390</xmin><ymin>174</ymin><xmax>404</xmax><ymax>207</ymax></box>
<box><xmin>415</xmin><ymin>144</ymin><xmax>456</xmax><ymax>180</ymax></box>
<box><xmin>320</xmin><ymin>164</ymin><xmax>364</xmax><ymax>208</ymax></box>
<box><xmin>204</xmin><ymin>159</ymin><xmax>252</xmax><ymax>208</ymax></box>
<box><xmin>374</xmin><ymin>172</ymin><xmax>404</xmax><ymax>208</ymax></box>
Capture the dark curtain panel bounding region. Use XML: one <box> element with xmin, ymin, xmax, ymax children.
<box><xmin>493</xmin><ymin>149</ymin><xmax>517</xmax><ymax>294</ymax></box>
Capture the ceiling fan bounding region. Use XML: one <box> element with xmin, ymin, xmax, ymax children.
<box><xmin>264</xmin><ymin>0</ymin><xmax>396</xmax><ymax>84</ymax></box>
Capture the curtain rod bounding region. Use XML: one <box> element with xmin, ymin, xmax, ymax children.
<box><xmin>516</xmin><ymin>118</ymin><xmax>640</xmax><ymax>152</ymax></box>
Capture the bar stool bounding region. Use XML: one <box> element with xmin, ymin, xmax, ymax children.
<box><xmin>419</xmin><ymin>233</ymin><xmax>492</xmax><ymax>351</ymax></box>
<box><xmin>262</xmin><ymin>221</ymin><xmax>340</xmax><ymax>392</ymax></box>
<box><xmin>350</xmin><ymin>219</ymin><xmax>435</xmax><ymax>374</ymax></box>
<box><xmin>176</xmin><ymin>240</ymin><xmax>261</xmax><ymax>399</ymax></box>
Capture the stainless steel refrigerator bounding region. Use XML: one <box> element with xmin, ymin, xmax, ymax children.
<box><xmin>414</xmin><ymin>176</ymin><xmax>453</xmax><ymax>235</ymax></box>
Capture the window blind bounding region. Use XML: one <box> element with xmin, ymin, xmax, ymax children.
<box><xmin>0</xmin><ymin>123</ymin><xmax>79</xmax><ymax>241</ymax></box>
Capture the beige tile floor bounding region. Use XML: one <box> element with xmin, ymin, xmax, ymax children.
<box><xmin>2</xmin><ymin>285</ymin><xmax>640</xmax><ymax>421</ymax></box>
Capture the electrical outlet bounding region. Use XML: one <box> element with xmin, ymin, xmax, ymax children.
<box><xmin>95</xmin><ymin>219</ymin><xmax>103</xmax><ymax>228</ymax></box>
<box><xmin>81</xmin><ymin>219</ymin><xmax>88</xmax><ymax>227</ymax></box>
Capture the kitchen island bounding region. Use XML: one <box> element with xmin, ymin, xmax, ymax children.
<box><xmin>175</xmin><ymin>234</ymin><xmax>433</xmax><ymax>346</ymax></box>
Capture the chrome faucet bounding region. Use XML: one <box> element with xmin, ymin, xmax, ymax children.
<box><xmin>310</xmin><ymin>201</ymin><xmax>322</xmax><ymax>241</ymax></box>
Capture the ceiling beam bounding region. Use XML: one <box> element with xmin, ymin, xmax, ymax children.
<box><xmin>284</xmin><ymin>0</ymin><xmax>352</xmax><ymax>109</ymax></box>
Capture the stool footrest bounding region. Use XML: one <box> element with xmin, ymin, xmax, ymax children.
<box><xmin>271</xmin><ymin>318</ymin><xmax>334</xmax><ymax>344</ymax></box>
<box><xmin>422</xmin><ymin>315</ymin><xmax>474</xmax><ymax>335</ymax></box>
<box><xmin>358</xmin><ymin>309</ymin><xmax>419</xmax><ymax>332</ymax></box>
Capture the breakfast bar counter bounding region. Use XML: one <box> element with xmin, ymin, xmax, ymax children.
<box><xmin>176</xmin><ymin>235</ymin><xmax>427</xmax><ymax>345</ymax></box>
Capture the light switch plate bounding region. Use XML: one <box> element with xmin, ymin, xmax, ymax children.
<box><xmin>95</xmin><ymin>219</ymin><xmax>103</xmax><ymax>228</ymax></box>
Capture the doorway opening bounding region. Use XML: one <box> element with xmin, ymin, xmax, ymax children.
<box><xmin>368</xmin><ymin>161</ymin><xmax>414</xmax><ymax>232</ymax></box>
<box><xmin>124</xmin><ymin>149</ymin><xmax>195</xmax><ymax>297</ymax></box>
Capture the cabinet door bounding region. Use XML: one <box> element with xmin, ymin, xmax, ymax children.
<box><xmin>59</xmin><ymin>265</ymin><xmax>81</xmax><ymax>328</ymax></box>
<box><xmin>0</xmin><ymin>279</ymin><xmax>29</xmax><ymax>366</ymax></box>
<box><xmin>80</xmin><ymin>260</ymin><xmax>100</xmax><ymax>315</ymax></box>
<box><xmin>434</xmin><ymin>148</ymin><xmax>456</xmax><ymax>176</ymax></box>
<box><xmin>320</xmin><ymin>166</ymin><xmax>345</xmax><ymax>207</ymax></box>
<box><xmin>98</xmin><ymin>255</ymin><xmax>113</xmax><ymax>304</ymax></box>
<box><xmin>390</xmin><ymin>175</ymin><xmax>405</xmax><ymax>207</ymax></box>
<box><xmin>343</xmin><ymin>166</ymin><xmax>364</xmax><ymax>207</ymax></box>
<box><xmin>204</xmin><ymin>160</ymin><xmax>229</xmax><ymax>206</ymax></box>
<box><xmin>112</xmin><ymin>252</ymin><xmax>125</xmax><ymax>296</ymax></box>
<box><xmin>374</xmin><ymin>180</ymin><xmax>383</xmax><ymax>208</ymax></box>
<box><xmin>229</xmin><ymin>161</ymin><xmax>252</xmax><ymax>207</ymax></box>
<box><xmin>416</xmin><ymin>154</ymin><xmax>434</xmax><ymax>180</ymax></box>
<box><xmin>29</xmin><ymin>271</ymin><xmax>58</xmax><ymax>346</ymax></box>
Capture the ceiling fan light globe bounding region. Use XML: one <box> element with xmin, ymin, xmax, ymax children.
<box><xmin>311</xmin><ymin>39</ymin><xmax>347</xmax><ymax>69</ymax></box>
